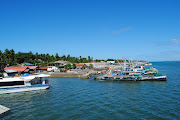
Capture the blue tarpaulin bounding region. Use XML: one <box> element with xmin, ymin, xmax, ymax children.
<box><xmin>134</xmin><ymin>73</ymin><xmax>141</xmax><ymax>75</ymax></box>
<box><xmin>21</xmin><ymin>73</ymin><xmax>30</xmax><ymax>77</ymax></box>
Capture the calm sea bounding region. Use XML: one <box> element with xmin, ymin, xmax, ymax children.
<box><xmin>1</xmin><ymin>62</ymin><xmax>180</xmax><ymax>120</ymax></box>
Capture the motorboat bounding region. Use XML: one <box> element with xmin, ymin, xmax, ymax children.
<box><xmin>0</xmin><ymin>74</ymin><xmax>50</xmax><ymax>94</ymax></box>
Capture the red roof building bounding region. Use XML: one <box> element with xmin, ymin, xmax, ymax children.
<box><xmin>4</xmin><ymin>66</ymin><xmax>30</xmax><ymax>73</ymax></box>
<box><xmin>75</xmin><ymin>63</ymin><xmax>85</xmax><ymax>66</ymax></box>
<box><xmin>36</xmin><ymin>67</ymin><xmax>48</xmax><ymax>70</ymax></box>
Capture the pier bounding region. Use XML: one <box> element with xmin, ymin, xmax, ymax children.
<box><xmin>0</xmin><ymin>105</ymin><xmax>10</xmax><ymax>115</ymax></box>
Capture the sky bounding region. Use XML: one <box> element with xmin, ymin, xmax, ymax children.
<box><xmin>0</xmin><ymin>0</ymin><xmax>180</xmax><ymax>61</ymax></box>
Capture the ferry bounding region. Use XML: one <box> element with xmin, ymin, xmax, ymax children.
<box><xmin>0</xmin><ymin>74</ymin><xmax>50</xmax><ymax>94</ymax></box>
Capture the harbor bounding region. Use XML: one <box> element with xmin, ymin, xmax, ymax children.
<box><xmin>90</xmin><ymin>60</ymin><xmax>167</xmax><ymax>81</ymax></box>
<box><xmin>1</xmin><ymin>62</ymin><xmax>180</xmax><ymax>120</ymax></box>
<box><xmin>1</xmin><ymin>0</ymin><xmax>180</xmax><ymax>119</ymax></box>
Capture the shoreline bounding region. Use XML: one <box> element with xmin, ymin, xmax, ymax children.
<box><xmin>47</xmin><ymin>69</ymin><xmax>101</xmax><ymax>78</ymax></box>
<box><xmin>48</xmin><ymin>73</ymin><xmax>81</xmax><ymax>78</ymax></box>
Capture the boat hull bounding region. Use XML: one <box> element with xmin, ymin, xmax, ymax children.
<box><xmin>100</xmin><ymin>76</ymin><xmax>167</xmax><ymax>81</ymax></box>
<box><xmin>0</xmin><ymin>84</ymin><xmax>49</xmax><ymax>94</ymax></box>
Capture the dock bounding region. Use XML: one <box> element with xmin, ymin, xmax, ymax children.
<box><xmin>0</xmin><ymin>105</ymin><xmax>10</xmax><ymax>115</ymax></box>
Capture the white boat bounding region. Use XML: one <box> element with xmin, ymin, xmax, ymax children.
<box><xmin>0</xmin><ymin>74</ymin><xmax>50</xmax><ymax>94</ymax></box>
<box><xmin>141</xmin><ymin>75</ymin><xmax>167</xmax><ymax>81</ymax></box>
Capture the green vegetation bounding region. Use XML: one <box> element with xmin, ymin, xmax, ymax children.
<box><xmin>0</xmin><ymin>49</ymin><xmax>94</xmax><ymax>66</ymax></box>
<box><xmin>0</xmin><ymin>49</ymin><xmax>135</xmax><ymax>66</ymax></box>
<box><xmin>64</xmin><ymin>64</ymin><xmax>72</xmax><ymax>70</ymax></box>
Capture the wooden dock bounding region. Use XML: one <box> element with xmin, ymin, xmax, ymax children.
<box><xmin>0</xmin><ymin>105</ymin><xmax>10</xmax><ymax>115</ymax></box>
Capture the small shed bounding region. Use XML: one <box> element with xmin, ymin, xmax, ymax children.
<box><xmin>4</xmin><ymin>69</ymin><xmax>18</xmax><ymax>77</ymax></box>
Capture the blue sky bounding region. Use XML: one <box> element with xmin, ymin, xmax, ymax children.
<box><xmin>0</xmin><ymin>0</ymin><xmax>180</xmax><ymax>61</ymax></box>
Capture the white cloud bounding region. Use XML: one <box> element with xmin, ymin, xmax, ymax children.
<box><xmin>171</xmin><ymin>39</ymin><xmax>180</xmax><ymax>44</ymax></box>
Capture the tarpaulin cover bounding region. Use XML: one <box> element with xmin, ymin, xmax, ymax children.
<box><xmin>21</xmin><ymin>73</ymin><xmax>30</xmax><ymax>77</ymax></box>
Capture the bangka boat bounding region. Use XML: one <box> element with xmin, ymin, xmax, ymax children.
<box><xmin>141</xmin><ymin>74</ymin><xmax>167</xmax><ymax>81</ymax></box>
<box><xmin>95</xmin><ymin>73</ymin><xmax>167</xmax><ymax>81</ymax></box>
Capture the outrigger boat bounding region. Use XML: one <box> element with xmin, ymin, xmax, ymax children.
<box><xmin>95</xmin><ymin>58</ymin><xmax>166</xmax><ymax>81</ymax></box>
<box><xmin>0</xmin><ymin>74</ymin><xmax>50</xmax><ymax>94</ymax></box>
<box><xmin>96</xmin><ymin>73</ymin><xmax>166</xmax><ymax>81</ymax></box>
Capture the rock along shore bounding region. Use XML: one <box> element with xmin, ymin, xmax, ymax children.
<box><xmin>47</xmin><ymin>69</ymin><xmax>103</xmax><ymax>79</ymax></box>
<box><xmin>48</xmin><ymin>73</ymin><xmax>81</xmax><ymax>78</ymax></box>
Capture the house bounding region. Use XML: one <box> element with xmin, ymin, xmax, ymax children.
<box><xmin>47</xmin><ymin>66</ymin><xmax>59</xmax><ymax>72</ymax></box>
<box><xmin>86</xmin><ymin>61</ymin><xmax>109</xmax><ymax>69</ymax></box>
<box><xmin>26</xmin><ymin>66</ymin><xmax>38</xmax><ymax>73</ymax></box>
<box><xmin>36</xmin><ymin>67</ymin><xmax>48</xmax><ymax>72</ymax></box>
<box><xmin>57</xmin><ymin>60</ymin><xmax>71</xmax><ymax>67</ymax></box>
<box><xmin>48</xmin><ymin>61</ymin><xmax>61</xmax><ymax>68</ymax></box>
<box><xmin>48</xmin><ymin>60</ymin><xmax>71</xmax><ymax>68</ymax></box>
<box><xmin>4</xmin><ymin>66</ymin><xmax>30</xmax><ymax>74</ymax></box>
<box><xmin>75</xmin><ymin>63</ymin><xmax>85</xmax><ymax>69</ymax></box>
<box><xmin>4</xmin><ymin>69</ymin><xmax>18</xmax><ymax>77</ymax></box>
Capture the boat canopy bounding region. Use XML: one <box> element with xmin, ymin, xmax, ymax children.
<box><xmin>33</xmin><ymin>74</ymin><xmax>50</xmax><ymax>78</ymax></box>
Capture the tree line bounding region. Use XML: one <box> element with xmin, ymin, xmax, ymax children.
<box><xmin>0</xmin><ymin>49</ymin><xmax>93</xmax><ymax>66</ymax></box>
<box><xmin>0</xmin><ymin>49</ymin><xmax>133</xmax><ymax>66</ymax></box>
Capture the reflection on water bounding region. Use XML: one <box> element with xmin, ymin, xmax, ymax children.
<box><xmin>1</xmin><ymin>62</ymin><xmax>180</xmax><ymax>120</ymax></box>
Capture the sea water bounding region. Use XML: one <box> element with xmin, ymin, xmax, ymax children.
<box><xmin>1</xmin><ymin>62</ymin><xmax>180</xmax><ymax>120</ymax></box>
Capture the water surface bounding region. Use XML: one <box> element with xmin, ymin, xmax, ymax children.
<box><xmin>1</xmin><ymin>62</ymin><xmax>180</xmax><ymax>120</ymax></box>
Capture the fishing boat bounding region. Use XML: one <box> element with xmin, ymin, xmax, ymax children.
<box><xmin>0</xmin><ymin>74</ymin><xmax>50</xmax><ymax>94</ymax></box>
<box><xmin>98</xmin><ymin>73</ymin><xmax>167</xmax><ymax>81</ymax></box>
<box><xmin>141</xmin><ymin>74</ymin><xmax>167</xmax><ymax>81</ymax></box>
<box><xmin>98</xmin><ymin>74</ymin><xmax>167</xmax><ymax>81</ymax></box>
<box><xmin>91</xmin><ymin>58</ymin><xmax>166</xmax><ymax>82</ymax></box>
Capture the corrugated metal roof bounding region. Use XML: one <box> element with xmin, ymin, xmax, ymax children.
<box><xmin>23</xmin><ymin>63</ymin><xmax>34</xmax><ymax>66</ymax></box>
<box><xmin>37</xmin><ymin>67</ymin><xmax>48</xmax><ymax>70</ymax></box>
<box><xmin>27</xmin><ymin>66</ymin><xmax>37</xmax><ymax>69</ymax></box>
<box><xmin>4</xmin><ymin>69</ymin><xmax>17</xmax><ymax>73</ymax></box>
<box><xmin>75</xmin><ymin>63</ymin><xmax>85</xmax><ymax>66</ymax></box>
<box><xmin>5</xmin><ymin>66</ymin><xmax>29</xmax><ymax>72</ymax></box>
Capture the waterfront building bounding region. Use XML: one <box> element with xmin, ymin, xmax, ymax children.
<box><xmin>48</xmin><ymin>60</ymin><xmax>71</xmax><ymax>68</ymax></box>
<box><xmin>75</xmin><ymin>63</ymin><xmax>85</xmax><ymax>69</ymax></box>
<box><xmin>36</xmin><ymin>67</ymin><xmax>48</xmax><ymax>72</ymax></box>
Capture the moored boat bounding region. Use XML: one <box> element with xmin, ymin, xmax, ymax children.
<box><xmin>141</xmin><ymin>74</ymin><xmax>167</xmax><ymax>81</ymax></box>
<box><xmin>0</xmin><ymin>74</ymin><xmax>50</xmax><ymax>94</ymax></box>
<box><xmin>95</xmin><ymin>73</ymin><xmax>167</xmax><ymax>81</ymax></box>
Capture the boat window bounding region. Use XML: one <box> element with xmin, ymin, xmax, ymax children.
<box><xmin>0</xmin><ymin>81</ymin><xmax>24</xmax><ymax>87</ymax></box>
